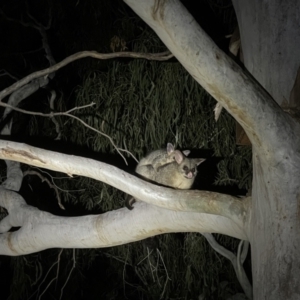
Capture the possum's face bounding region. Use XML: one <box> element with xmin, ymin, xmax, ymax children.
<box><xmin>181</xmin><ymin>163</ymin><xmax>198</xmax><ymax>179</ymax></box>
<box><xmin>180</xmin><ymin>158</ymin><xmax>205</xmax><ymax>179</ymax></box>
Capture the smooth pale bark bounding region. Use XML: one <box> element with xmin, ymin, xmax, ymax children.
<box><xmin>0</xmin><ymin>189</ymin><xmax>246</xmax><ymax>256</ymax></box>
<box><xmin>233</xmin><ymin>0</ymin><xmax>300</xmax><ymax>106</ymax></box>
<box><xmin>123</xmin><ymin>0</ymin><xmax>300</xmax><ymax>299</ymax></box>
<box><xmin>232</xmin><ymin>1</ymin><xmax>300</xmax><ymax>299</ymax></box>
<box><xmin>0</xmin><ymin>139</ymin><xmax>248</xmax><ymax>255</ymax></box>
<box><xmin>0</xmin><ymin>140</ymin><xmax>248</xmax><ymax>230</ymax></box>
<box><xmin>0</xmin><ymin>72</ymin><xmax>47</xmax><ymax>191</ymax></box>
<box><xmin>0</xmin><ymin>0</ymin><xmax>298</xmax><ymax>297</ymax></box>
<box><xmin>124</xmin><ymin>0</ymin><xmax>300</xmax><ymax>160</ymax></box>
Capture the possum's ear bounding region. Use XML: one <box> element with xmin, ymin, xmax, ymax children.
<box><xmin>166</xmin><ymin>143</ymin><xmax>175</xmax><ymax>154</ymax></box>
<box><xmin>174</xmin><ymin>150</ymin><xmax>184</xmax><ymax>164</ymax></box>
<box><xmin>195</xmin><ymin>158</ymin><xmax>206</xmax><ymax>166</ymax></box>
<box><xmin>182</xmin><ymin>150</ymin><xmax>190</xmax><ymax>156</ymax></box>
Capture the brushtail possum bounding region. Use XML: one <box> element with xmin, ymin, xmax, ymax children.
<box><xmin>126</xmin><ymin>143</ymin><xmax>205</xmax><ymax>209</ymax></box>
<box><xmin>151</xmin><ymin>151</ymin><xmax>205</xmax><ymax>189</ymax></box>
<box><xmin>135</xmin><ymin>142</ymin><xmax>190</xmax><ymax>178</ymax></box>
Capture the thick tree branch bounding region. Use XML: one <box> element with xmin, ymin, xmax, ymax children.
<box><xmin>0</xmin><ymin>140</ymin><xmax>249</xmax><ymax>230</ymax></box>
<box><xmin>0</xmin><ymin>189</ymin><xmax>246</xmax><ymax>256</ymax></box>
<box><xmin>124</xmin><ymin>0</ymin><xmax>300</xmax><ymax>162</ymax></box>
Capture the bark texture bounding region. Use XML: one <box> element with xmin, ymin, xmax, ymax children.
<box><xmin>232</xmin><ymin>1</ymin><xmax>300</xmax><ymax>298</ymax></box>
<box><xmin>124</xmin><ymin>0</ymin><xmax>300</xmax><ymax>298</ymax></box>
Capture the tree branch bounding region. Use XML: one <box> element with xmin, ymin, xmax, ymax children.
<box><xmin>0</xmin><ymin>140</ymin><xmax>250</xmax><ymax>229</ymax></box>
<box><xmin>124</xmin><ymin>0</ymin><xmax>300</xmax><ymax>161</ymax></box>
<box><xmin>0</xmin><ymin>51</ymin><xmax>173</xmax><ymax>101</ymax></box>
<box><xmin>0</xmin><ymin>189</ymin><xmax>247</xmax><ymax>256</ymax></box>
<box><xmin>202</xmin><ymin>233</ymin><xmax>252</xmax><ymax>299</ymax></box>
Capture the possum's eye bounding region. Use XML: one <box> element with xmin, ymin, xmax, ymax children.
<box><xmin>183</xmin><ymin>166</ymin><xmax>189</xmax><ymax>172</ymax></box>
<box><xmin>191</xmin><ymin>168</ymin><xmax>195</xmax><ymax>173</ymax></box>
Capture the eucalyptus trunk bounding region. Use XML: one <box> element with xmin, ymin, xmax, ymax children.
<box><xmin>124</xmin><ymin>0</ymin><xmax>300</xmax><ymax>298</ymax></box>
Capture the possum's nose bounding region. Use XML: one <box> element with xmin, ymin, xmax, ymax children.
<box><xmin>186</xmin><ymin>172</ymin><xmax>193</xmax><ymax>179</ymax></box>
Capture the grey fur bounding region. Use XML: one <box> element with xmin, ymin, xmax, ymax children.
<box><xmin>126</xmin><ymin>143</ymin><xmax>205</xmax><ymax>209</ymax></box>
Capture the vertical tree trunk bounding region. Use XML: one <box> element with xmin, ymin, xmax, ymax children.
<box><xmin>251</xmin><ymin>153</ymin><xmax>300</xmax><ymax>299</ymax></box>
<box><xmin>232</xmin><ymin>0</ymin><xmax>300</xmax><ymax>105</ymax></box>
<box><xmin>233</xmin><ymin>1</ymin><xmax>300</xmax><ymax>298</ymax></box>
<box><xmin>124</xmin><ymin>0</ymin><xmax>300</xmax><ymax>297</ymax></box>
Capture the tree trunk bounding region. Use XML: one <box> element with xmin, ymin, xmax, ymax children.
<box><xmin>233</xmin><ymin>1</ymin><xmax>300</xmax><ymax>298</ymax></box>
<box><xmin>124</xmin><ymin>0</ymin><xmax>300</xmax><ymax>298</ymax></box>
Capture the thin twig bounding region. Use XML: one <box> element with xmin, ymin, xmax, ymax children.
<box><xmin>0</xmin><ymin>50</ymin><xmax>173</xmax><ymax>101</ymax></box>
<box><xmin>0</xmin><ymin>101</ymin><xmax>138</xmax><ymax>164</ymax></box>
<box><xmin>23</xmin><ymin>170</ymin><xmax>65</xmax><ymax>210</ymax></box>
<box><xmin>59</xmin><ymin>249</ymin><xmax>76</xmax><ymax>300</ymax></box>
